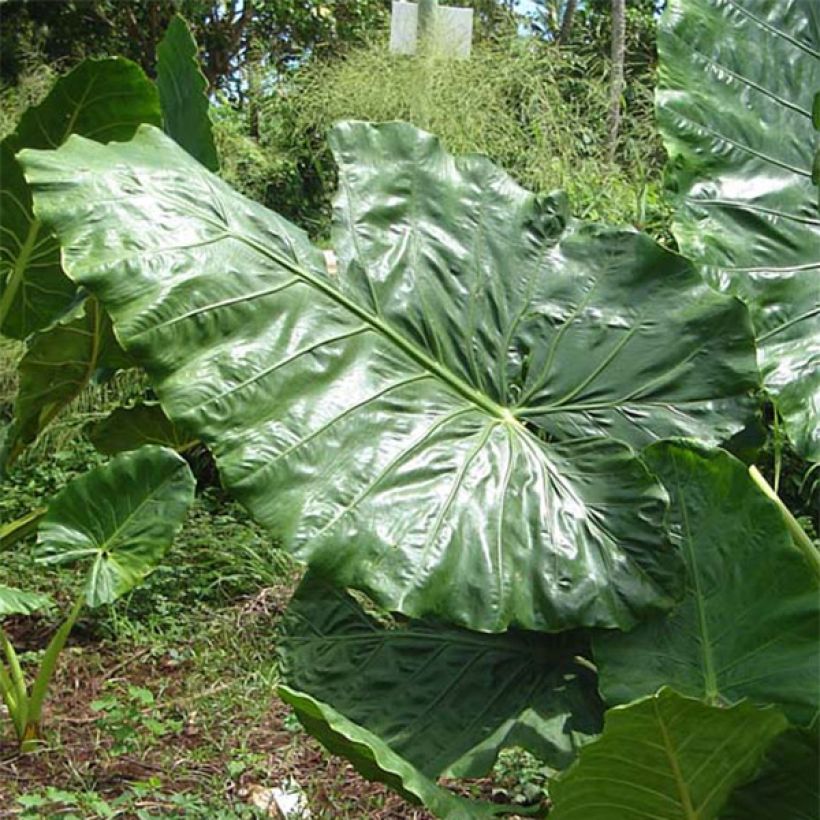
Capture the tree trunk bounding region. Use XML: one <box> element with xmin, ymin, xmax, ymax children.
<box><xmin>607</xmin><ymin>0</ymin><xmax>626</xmax><ymax>163</ymax></box>
<box><xmin>558</xmin><ymin>0</ymin><xmax>577</xmax><ymax>45</ymax></box>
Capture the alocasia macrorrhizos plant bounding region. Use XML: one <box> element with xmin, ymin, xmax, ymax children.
<box><xmin>0</xmin><ymin>14</ymin><xmax>216</xmax><ymax>467</ymax></box>
<box><xmin>0</xmin><ymin>445</ymin><xmax>195</xmax><ymax>750</ymax></box>
<box><xmin>17</xmin><ymin>122</ymin><xmax>760</xmax><ymax>636</ymax></box>
<box><xmin>6</xmin><ymin>0</ymin><xmax>819</xmax><ymax>815</ymax></box>
<box><xmin>657</xmin><ymin>0</ymin><xmax>820</xmax><ymax>461</ymax></box>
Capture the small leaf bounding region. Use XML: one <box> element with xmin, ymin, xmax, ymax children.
<box><xmin>156</xmin><ymin>15</ymin><xmax>219</xmax><ymax>171</ymax></box>
<box><xmin>86</xmin><ymin>402</ymin><xmax>198</xmax><ymax>455</ymax></box>
<box><xmin>0</xmin><ymin>585</ymin><xmax>52</xmax><ymax>617</ymax></box>
<box><xmin>280</xmin><ymin>574</ymin><xmax>603</xmax><ymax>780</ymax></box>
<box><xmin>593</xmin><ymin>442</ymin><xmax>820</xmax><ymax>725</ymax></box>
<box><xmin>35</xmin><ymin>445</ymin><xmax>195</xmax><ymax>607</ymax></box>
<box><xmin>549</xmin><ymin>688</ymin><xmax>788</xmax><ymax>820</ymax></box>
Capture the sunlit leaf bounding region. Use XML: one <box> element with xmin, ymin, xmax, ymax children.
<box><xmin>658</xmin><ymin>0</ymin><xmax>820</xmax><ymax>459</ymax></box>
<box><xmin>19</xmin><ymin>123</ymin><xmax>761</xmax><ymax>632</ymax></box>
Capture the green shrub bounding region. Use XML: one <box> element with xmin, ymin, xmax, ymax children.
<box><xmin>250</xmin><ymin>33</ymin><xmax>671</xmax><ymax>240</ymax></box>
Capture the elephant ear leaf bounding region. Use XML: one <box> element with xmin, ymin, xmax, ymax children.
<box><xmin>549</xmin><ymin>689</ymin><xmax>788</xmax><ymax>820</ymax></box>
<box><xmin>19</xmin><ymin>122</ymin><xmax>760</xmax><ymax>633</ymax></box>
<box><xmin>86</xmin><ymin>401</ymin><xmax>198</xmax><ymax>455</ymax></box>
<box><xmin>657</xmin><ymin>0</ymin><xmax>820</xmax><ymax>460</ymax></box>
<box><xmin>156</xmin><ymin>14</ymin><xmax>219</xmax><ymax>171</ymax></box>
<box><xmin>2</xmin><ymin>298</ymin><xmax>132</xmax><ymax>467</ymax></box>
<box><xmin>593</xmin><ymin>442</ymin><xmax>820</xmax><ymax>726</ymax></box>
<box><xmin>280</xmin><ymin>574</ymin><xmax>603</xmax><ymax>782</ymax></box>
<box><xmin>0</xmin><ymin>586</ymin><xmax>52</xmax><ymax>617</ymax></box>
<box><xmin>35</xmin><ymin>445</ymin><xmax>195</xmax><ymax>608</ymax></box>
<box><xmin>722</xmin><ymin>724</ymin><xmax>820</xmax><ymax>820</ymax></box>
<box><xmin>277</xmin><ymin>686</ymin><xmax>528</xmax><ymax>818</ymax></box>
<box><xmin>0</xmin><ymin>58</ymin><xmax>161</xmax><ymax>340</ymax></box>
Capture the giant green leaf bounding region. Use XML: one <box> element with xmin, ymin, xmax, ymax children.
<box><xmin>593</xmin><ymin>442</ymin><xmax>820</xmax><ymax>726</ymax></box>
<box><xmin>280</xmin><ymin>574</ymin><xmax>602</xmax><ymax>781</ymax></box>
<box><xmin>36</xmin><ymin>445</ymin><xmax>195</xmax><ymax>607</ymax></box>
<box><xmin>549</xmin><ymin>688</ymin><xmax>788</xmax><ymax>820</ymax></box>
<box><xmin>658</xmin><ymin>0</ymin><xmax>820</xmax><ymax>460</ymax></box>
<box><xmin>156</xmin><ymin>14</ymin><xmax>219</xmax><ymax>171</ymax></box>
<box><xmin>2</xmin><ymin>298</ymin><xmax>132</xmax><ymax>466</ymax></box>
<box><xmin>19</xmin><ymin>122</ymin><xmax>761</xmax><ymax>632</ymax></box>
<box><xmin>278</xmin><ymin>686</ymin><xmax>524</xmax><ymax>818</ymax></box>
<box><xmin>722</xmin><ymin>724</ymin><xmax>819</xmax><ymax>820</ymax></box>
<box><xmin>0</xmin><ymin>58</ymin><xmax>161</xmax><ymax>340</ymax></box>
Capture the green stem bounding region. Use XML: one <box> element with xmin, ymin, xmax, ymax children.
<box><xmin>0</xmin><ymin>653</ymin><xmax>25</xmax><ymax>739</ymax></box>
<box><xmin>21</xmin><ymin>594</ymin><xmax>84</xmax><ymax>752</ymax></box>
<box><xmin>772</xmin><ymin>409</ymin><xmax>782</xmax><ymax>494</ymax></box>
<box><xmin>749</xmin><ymin>465</ymin><xmax>820</xmax><ymax>580</ymax></box>
<box><xmin>1</xmin><ymin>626</ymin><xmax>28</xmax><ymax>732</ymax></box>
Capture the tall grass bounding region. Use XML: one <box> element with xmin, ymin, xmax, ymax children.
<box><xmin>256</xmin><ymin>33</ymin><xmax>672</xmax><ymax>239</ymax></box>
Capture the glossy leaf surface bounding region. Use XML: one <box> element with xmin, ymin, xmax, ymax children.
<box><xmin>278</xmin><ymin>686</ymin><xmax>523</xmax><ymax>818</ymax></box>
<box><xmin>658</xmin><ymin>0</ymin><xmax>820</xmax><ymax>460</ymax></box>
<box><xmin>36</xmin><ymin>445</ymin><xmax>195</xmax><ymax>607</ymax></box>
<box><xmin>87</xmin><ymin>402</ymin><xmax>197</xmax><ymax>455</ymax></box>
<box><xmin>156</xmin><ymin>14</ymin><xmax>218</xmax><ymax>171</ymax></box>
<box><xmin>280</xmin><ymin>574</ymin><xmax>602</xmax><ymax>779</ymax></box>
<box><xmin>20</xmin><ymin>123</ymin><xmax>761</xmax><ymax>632</ymax></box>
<box><xmin>593</xmin><ymin>442</ymin><xmax>820</xmax><ymax>726</ymax></box>
<box><xmin>0</xmin><ymin>58</ymin><xmax>160</xmax><ymax>339</ymax></box>
<box><xmin>0</xmin><ymin>586</ymin><xmax>51</xmax><ymax>617</ymax></box>
<box><xmin>3</xmin><ymin>298</ymin><xmax>130</xmax><ymax>465</ymax></box>
<box><xmin>722</xmin><ymin>724</ymin><xmax>819</xmax><ymax>820</ymax></box>
<box><xmin>549</xmin><ymin>688</ymin><xmax>788</xmax><ymax>820</ymax></box>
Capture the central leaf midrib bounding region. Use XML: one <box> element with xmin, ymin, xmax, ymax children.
<box><xmin>233</xmin><ymin>230</ymin><xmax>513</xmax><ymax>424</ymax></box>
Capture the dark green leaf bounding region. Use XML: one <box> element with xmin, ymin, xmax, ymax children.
<box><xmin>20</xmin><ymin>123</ymin><xmax>760</xmax><ymax>632</ymax></box>
<box><xmin>86</xmin><ymin>402</ymin><xmax>198</xmax><ymax>455</ymax></box>
<box><xmin>278</xmin><ymin>685</ymin><xmax>530</xmax><ymax>818</ymax></box>
<box><xmin>658</xmin><ymin>0</ymin><xmax>820</xmax><ymax>460</ymax></box>
<box><xmin>0</xmin><ymin>58</ymin><xmax>161</xmax><ymax>340</ymax></box>
<box><xmin>593</xmin><ymin>442</ymin><xmax>820</xmax><ymax>725</ymax></box>
<box><xmin>35</xmin><ymin>445</ymin><xmax>195</xmax><ymax>607</ymax></box>
<box><xmin>0</xmin><ymin>585</ymin><xmax>52</xmax><ymax>617</ymax></box>
<box><xmin>156</xmin><ymin>14</ymin><xmax>219</xmax><ymax>171</ymax></box>
<box><xmin>280</xmin><ymin>574</ymin><xmax>602</xmax><ymax>780</ymax></box>
<box><xmin>722</xmin><ymin>724</ymin><xmax>820</xmax><ymax>819</ymax></box>
<box><xmin>2</xmin><ymin>298</ymin><xmax>131</xmax><ymax>465</ymax></box>
<box><xmin>549</xmin><ymin>688</ymin><xmax>788</xmax><ymax>820</ymax></box>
